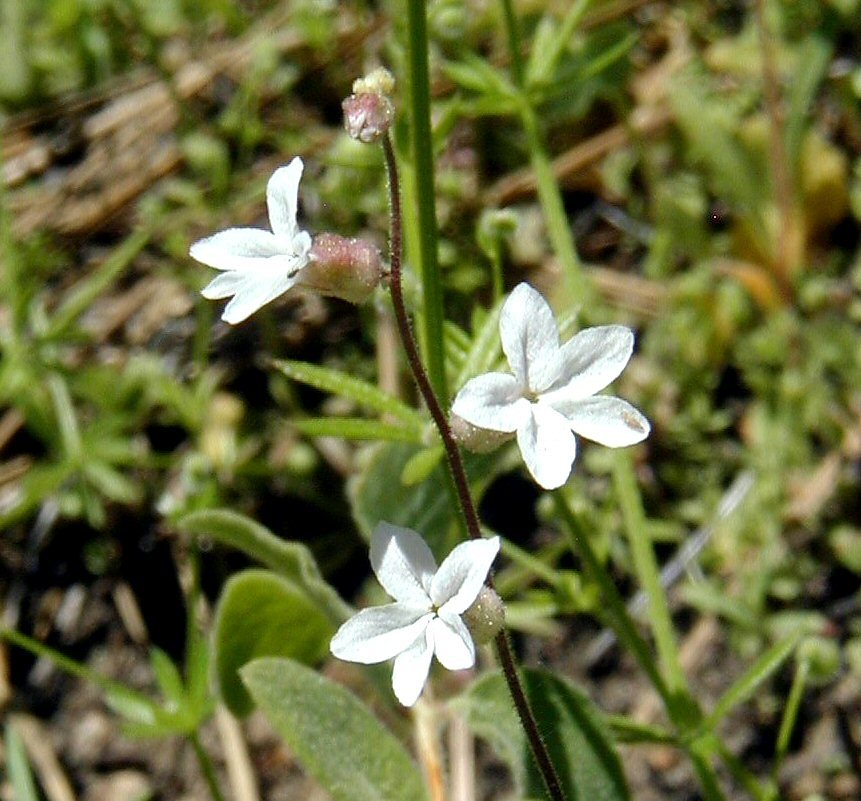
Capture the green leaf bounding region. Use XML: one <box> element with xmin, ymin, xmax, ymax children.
<box><xmin>293</xmin><ymin>417</ymin><xmax>423</xmax><ymax>443</ymax></box>
<box><xmin>443</xmin><ymin>53</ymin><xmax>518</xmax><ymax>100</ymax></box>
<box><xmin>177</xmin><ymin>509</ymin><xmax>351</xmax><ymax>625</ymax></box>
<box><xmin>400</xmin><ymin>444</ymin><xmax>445</xmax><ymax>486</ymax></box>
<box><xmin>214</xmin><ymin>570</ymin><xmax>334</xmax><ymax>716</ymax></box>
<box><xmin>785</xmin><ymin>36</ymin><xmax>831</xmax><ymax>171</ymax></box>
<box><xmin>273</xmin><ymin>359</ymin><xmax>424</xmax><ymax>428</ymax></box>
<box><xmin>47</xmin><ymin>230</ymin><xmax>149</xmax><ymax>337</ymax></box>
<box><xmin>150</xmin><ymin>648</ymin><xmax>185</xmax><ymax>707</ymax></box>
<box><xmin>704</xmin><ymin>632</ymin><xmax>802</xmax><ymax>732</ymax></box>
<box><xmin>348</xmin><ymin>442</ymin><xmax>507</xmax><ymax>558</ymax></box>
<box><xmin>454</xmin><ymin>295</ymin><xmax>505</xmax><ymax>389</ymax></box>
<box><xmin>242</xmin><ymin>657</ymin><xmax>428</xmax><ymax>801</ymax></box>
<box><xmin>456</xmin><ymin>669</ymin><xmax>630</xmax><ymax>801</ymax></box>
<box><xmin>5</xmin><ymin>723</ymin><xmax>40</xmax><ymax>801</ymax></box>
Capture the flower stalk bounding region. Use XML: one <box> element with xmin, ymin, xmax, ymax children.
<box><xmin>382</xmin><ymin>133</ymin><xmax>567</xmax><ymax>801</ymax></box>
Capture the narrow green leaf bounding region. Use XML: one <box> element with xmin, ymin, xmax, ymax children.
<box><xmin>214</xmin><ymin>570</ymin><xmax>333</xmax><ymax>716</ymax></box>
<box><xmin>177</xmin><ymin>509</ymin><xmax>351</xmax><ymax>625</ymax></box>
<box><xmin>456</xmin><ymin>669</ymin><xmax>630</xmax><ymax>801</ymax></box>
<box><xmin>273</xmin><ymin>359</ymin><xmax>424</xmax><ymax>427</ymax></box>
<box><xmin>454</xmin><ymin>295</ymin><xmax>505</xmax><ymax>389</ymax></box>
<box><xmin>150</xmin><ymin>647</ymin><xmax>186</xmax><ymax>707</ymax></box>
<box><xmin>293</xmin><ymin>417</ymin><xmax>423</xmax><ymax>443</ymax></box>
<box><xmin>5</xmin><ymin>723</ymin><xmax>40</xmax><ymax>801</ymax></box>
<box><xmin>785</xmin><ymin>36</ymin><xmax>831</xmax><ymax>170</ymax></box>
<box><xmin>1</xmin><ymin>626</ymin><xmax>161</xmax><ymax>727</ymax></box>
<box><xmin>704</xmin><ymin>632</ymin><xmax>802</xmax><ymax>731</ymax></box>
<box><xmin>242</xmin><ymin>657</ymin><xmax>428</xmax><ymax>801</ymax></box>
<box><xmin>606</xmin><ymin>715</ymin><xmax>676</xmax><ymax>745</ymax></box>
<box><xmin>443</xmin><ymin>53</ymin><xmax>518</xmax><ymax>100</ymax></box>
<box><xmin>48</xmin><ymin>230</ymin><xmax>149</xmax><ymax>337</ymax></box>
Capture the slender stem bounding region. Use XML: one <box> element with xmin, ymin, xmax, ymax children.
<box><xmin>496</xmin><ymin>630</ymin><xmax>566</xmax><ymax>801</ymax></box>
<box><xmin>383</xmin><ymin>136</ymin><xmax>482</xmax><ymax>543</ymax></box>
<box><xmin>612</xmin><ymin>452</ymin><xmax>688</xmax><ymax>698</ymax></box>
<box><xmin>404</xmin><ymin>0</ymin><xmax>447</xmax><ymax>402</ymax></box>
<box><xmin>190</xmin><ymin>731</ymin><xmax>228</xmax><ymax>801</ymax></box>
<box><xmin>497</xmin><ymin>0</ymin><xmax>590</xmax><ymax>302</ymax></box>
<box><xmin>382</xmin><ymin>133</ymin><xmax>566</xmax><ymax>801</ymax></box>
<box><xmin>753</xmin><ymin>0</ymin><xmax>799</xmax><ymax>285</ymax></box>
<box><xmin>551</xmin><ymin>492</ymin><xmax>673</xmax><ymax>708</ymax></box>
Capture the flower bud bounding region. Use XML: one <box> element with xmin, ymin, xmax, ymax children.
<box><xmin>342</xmin><ymin>92</ymin><xmax>394</xmax><ymax>144</ymax></box>
<box><xmin>450</xmin><ymin>413</ymin><xmax>512</xmax><ymax>454</ymax></box>
<box><xmin>463</xmin><ymin>586</ymin><xmax>505</xmax><ymax>645</ymax></box>
<box><xmin>304</xmin><ymin>233</ymin><xmax>384</xmax><ymax>304</ymax></box>
<box><xmin>343</xmin><ymin>67</ymin><xmax>395</xmax><ymax>143</ymax></box>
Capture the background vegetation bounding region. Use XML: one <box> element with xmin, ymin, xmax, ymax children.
<box><xmin>1</xmin><ymin>0</ymin><xmax>860</xmax><ymax>799</ymax></box>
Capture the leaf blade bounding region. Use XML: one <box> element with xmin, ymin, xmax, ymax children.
<box><xmin>242</xmin><ymin>657</ymin><xmax>428</xmax><ymax>801</ymax></box>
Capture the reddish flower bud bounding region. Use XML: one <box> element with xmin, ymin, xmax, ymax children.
<box><xmin>342</xmin><ymin>92</ymin><xmax>395</xmax><ymax>144</ymax></box>
<box><xmin>304</xmin><ymin>233</ymin><xmax>384</xmax><ymax>304</ymax></box>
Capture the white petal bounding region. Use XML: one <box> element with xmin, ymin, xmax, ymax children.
<box><xmin>548</xmin><ymin>325</ymin><xmax>634</xmax><ymax>401</ymax></box>
<box><xmin>370</xmin><ymin>522</ymin><xmax>436</xmax><ymax>605</ymax></box>
<box><xmin>565</xmin><ymin>396</ymin><xmax>650</xmax><ymax>447</ymax></box>
<box><xmin>189</xmin><ymin>228</ymin><xmax>283</xmax><ymax>271</ymax></box>
<box><xmin>391</xmin><ymin>627</ymin><xmax>434</xmax><ymax>706</ymax></box>
<box><xmin>516</xmin><ymin>404</ymin><xmax>577</xmax><ymax>490</ymax></box>
<box><xmin>430</xmin><ymin>613</ymin><xmax>475</xmax><ymax>670</ymax></box>
<box><xmin>500</xmin><ymin>283</ymin><xmax>562</xmax><ymax>393</ymax></box>
<box><xmin>215</xmin><ymin>259</ymin><xmax>306</xmax><ymax>324</ymax></box>
<box><xmin>431</xmin><ymin>537</ymin><xmax>500</xmax><ymax>613</ymax></box>
<box><xmin>267</xmin><ymin>158</ymin><xmax>304</xmax><ymax>240</ymax></box>
<box><xmin>200</xmin><ymin>270</ymin><xmax>245</xmax><ymax>300</ymax></box>
<box><xmin>451</xmin><ymin>373</ymin><xmax>530</xmax><ymax>433</ymax></box>
<box><xmin>330</xmin><ymin>604</ymin><xmax>433</xmax><ymax>664</ymax></box>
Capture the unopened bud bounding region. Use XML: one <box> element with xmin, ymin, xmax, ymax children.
<box><xmin>304</xmin><ymin>233</ymin><xmax>384</xmax><ymax>304</ymax></box>
<box><xmin>352</xmin><ymin>67</ymin><xmax>395</xmax><ymax>97</ymax></box>
<box><xmin>450</xmin><ymin>413</ymin><xmax>512</xmax><ymax>454</ymax></box>
<box><xmin>343</xmin><ymin>92</ymin><xmax>394</xmax><ymax>144</ymax></box>
<box><xmin>463</xmin><ymin>586</ymin><xmax>505</xmax><ymax>645</ymax></box>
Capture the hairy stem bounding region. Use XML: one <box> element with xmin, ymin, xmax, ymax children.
<box><xmin>382</xmin><ymin>134</ymin><xmax>566</xmax><ymax>801</ymax></box>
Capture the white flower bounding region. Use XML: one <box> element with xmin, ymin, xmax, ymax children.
<box><xmin>451</xmin><ymin>282</ymin><xmax>650</xmax><ymax>490</ymax></box>
<box><xmin>330</xmin><ymin>522</ymin><xmax>500</xmax><ymax>707</ymax></box>
<box><xmin>189</xmin><ymin>157</ymin><xmax>312</xmax><ymax>324</ymax></box>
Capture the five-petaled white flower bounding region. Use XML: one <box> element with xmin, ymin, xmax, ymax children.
<box><xmin>189</xmin><ymin>157</ymin><xmax>312</xmax><ymax>324</ymax></box>
<box><xmin>451</xmin><ymin>282</ymin><xmax>650</xmax><ymax>490</ymax></box>
<box><xmin>330</xmin><ymin>522</ymin><xmax>500</xmax><ymax>707</ymax></box>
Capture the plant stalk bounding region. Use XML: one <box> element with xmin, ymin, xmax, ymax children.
<box><xmin>497</xmin><ymin>0</ymin><xmax>591</xmax><ymax>302</ymax></box>
<box><xmin>403</xmin><ymin>0</ymin><xmax>448</xmax><ymax>402</ymax></box>
<box><xmin>382</xmin><ymin>133</ymin><xmax>566</xmax><ymax>801</ymax></box>
<box><xmin>190</xmin><ymin>731</ymin><xmax>228</xmax><ymax>801</ymax></box>
<box><xmin>612</xmin><ymin>452</ymin><xmax>688</xmax><ymax>698</ymax></box>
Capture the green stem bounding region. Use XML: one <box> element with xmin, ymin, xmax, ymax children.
<box><xmin>497</xmin><ymin>0</ymin><xmax>590</xmax><ymax>301</ymax></box>
<box><xmin>775</xmin><ymin>658</ymin><xmax>808</xmax><ymax>767</ymax></box>
<box><xmin>551</xmin><ymin>492</ymin><xmax>672</xmax><ymax>707</ymax></box>
<box><xmin>190</xmin><ymin>731</ymin><xmax>227</xmax><ymax>801</ymax></box>
<box><xmin>612</xmin><ymin>451</ymin><xmax>687</xmax><ymax>697</ymax></box>
<box><xmin>403</xmin><ymin>0</ymin><xmax>447</xmax><ymax>402</ymax></box>
<box><xmin>688</xmin><ymin>743</ymin><xmax>728</xmax><ymax>801</ymax></box>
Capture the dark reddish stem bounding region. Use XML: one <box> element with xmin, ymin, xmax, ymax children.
<box><xmin>382</xmin><ymin>134</ymin><xmax>566</xmax><ymax>801</ymax></box>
